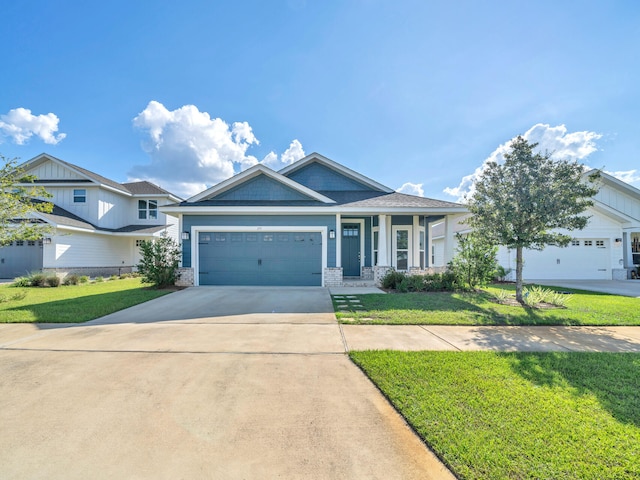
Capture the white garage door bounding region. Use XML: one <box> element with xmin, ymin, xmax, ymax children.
<box><xmin>522</xmin><ymin>239</ymin><xmax>609</xmax><ymax>280</ymax></box>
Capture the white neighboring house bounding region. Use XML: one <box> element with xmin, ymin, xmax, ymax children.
<box><xmin>430</xmin><ymin>171</ymin><xmax>640</xmax><ymax>280</ymax></box>
<box><xmin>0</xmin><ymin>153</ymin><xmax>182</xmax><ymax>279</ymax></box>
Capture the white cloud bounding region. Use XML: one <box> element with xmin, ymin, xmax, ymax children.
<box><xmin>0</xmin><ymin>108</ymin><xmax>66</xmax><ymax>145</ymax></box>
<box><xmin>397</xmin><ymin>182</ymin><xmax>424</xmax><ymax>197</ymax></box>
<box><xmin>444</xmin><ymin>123</ymin><xmax>602</xmax><ymax>202</ymax></box>
<box><xmin>606</xmin><ymin>169</ymin><xmax>640</xmax><ymax>186</ymax></box>
<box><xmin>130</xmin><ymin>101</ymin><xmax>304</xmax><ymax>198</ymax></box>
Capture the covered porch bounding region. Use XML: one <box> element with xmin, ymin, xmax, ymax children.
<box><xmin>325</xmin><ymin>212</ymin><xmax>466</xmax><ymax>287</ymax></box>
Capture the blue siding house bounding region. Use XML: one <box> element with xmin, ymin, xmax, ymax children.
<box><xmin>161</xmin><ymin>153</ymin><xmax>466</xmax><ymax>286</ymax></box>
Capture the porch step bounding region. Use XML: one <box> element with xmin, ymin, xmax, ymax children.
<box><xmin>341</xmin><ymin>280</ymin><xmax>377</xmax><ymax>287</ymax></box>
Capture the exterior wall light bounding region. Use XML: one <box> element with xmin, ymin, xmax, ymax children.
<box><xmin>42</xmin><ymin>237</ymin><xmax>52</xmax><ymax>245</ymax></box>
<box><xmin>329</xmin><ymin>229</ymin><xmax>336</xmax><ymax>239</ymax></box>
<box><xmin>181</xmin><ymin>231</ymin><xmax>190</xmax><ymax>240</ymax></box>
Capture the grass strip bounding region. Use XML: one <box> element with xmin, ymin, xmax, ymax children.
<box><xmin>350</xmin><ymin>351</ymin><xmax>640</xmax><ymax>480</ymax></box>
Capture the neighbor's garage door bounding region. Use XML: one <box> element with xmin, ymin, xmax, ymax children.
<box><xmin>522</xmin><ymin>239</ymin><xmax>609</xmax><ymax>280</ymax></box>
<box><xmin>0</xmin><ymin>240</ymin><xmax>43</xmax><ymax>279</ymax></box>
<box><xmin>198</xmin><ymin>231</ymin><xmax>322</xmax><ymax>286</ymax></box>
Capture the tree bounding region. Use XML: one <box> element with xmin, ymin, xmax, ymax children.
<box><xmin>466</xmin><ymin>136</ymin><xmax>600</xmax><ymax>303</ymax></box>
<box><xmin>0</xmin><ymin>154</ymin><xmax>53</xmax><ymax>246</ymax></box>
<box><xmin>137</xmin><ymin>233</ymin><xmax>181</xmax><ymax>288</ymax></box>
<box><xmin>449</xmin><ymin>232</ymin><xmax>499</xmax><ymax>290</ymax></box>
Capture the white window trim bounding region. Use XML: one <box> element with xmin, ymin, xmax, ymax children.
<box><xmin>392</xmin><ymin>225</ymin><xmax>413</xmax><ymax>271</ymax></box>
<box><xmin>341</xmin><ymin>218</ymin><xmax>365</xmax><ymax>273</ymax></box>
<box><xmin>190</xmin><ymin>225</ymin><xmax>328</xmax><ymax>287</ymax></box>
<box><xmin>138</xmin><ymin>199</ymin><xmax>158</xmax><ymax>220</ymax></box>
<box><xmin>372</xmin><ymin>226</ymin><xmax>379</xmax><ymax>266</ymax></box>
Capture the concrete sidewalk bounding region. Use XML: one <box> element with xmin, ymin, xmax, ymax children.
<box><xmin>341</xmin><ymin>325</ymin><xmax>640</xmax><ymax>352</ymax></box>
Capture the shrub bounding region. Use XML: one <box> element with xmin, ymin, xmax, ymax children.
<box><xmin>137</xmin><ymin>233</ymin><xmax>182</xmax><ymax>288</ymax></box>
<box><xmin>109</xmin><ymin>275</ymin><xmax>118</xmax><ymax>281</ymax></box>
<box><xmin>45</xmin><ymin>275</ymin><xmax>61</xmax><ymax>287</ymax></box>
<box><xmin>63</xmin><ymin>274</ymin><xmax>79</xmax><ymax>286</ymax></box>
<box><xmin>381</xmin><ymin>270</ymin><xmax>406</xmax><ymax>290</ymax></box>
<box><xmin>12</xmin><ymin>276</ymin><xmax>32</xmax><ymax>287</ymax></box>
<box><xmin>30</xmin><ymin>273</ymin><xmax>47</xmax><ymax>287</ymax></box>
<box><xmin>493</xmin><ymin>265</ymin><xmax>512</xmax><ymax>282</ymax></box>
<box><xmin>79</xmin><ymin>275</ymin><xmax>89</xmax><ymax>284</ymax></box>
<box><xmin>522</xmin><ymin>285</ymin><xmax>572</xmax><ymax>308</ymax></box>
<box><xmin>95</xmin><ymin>276</ymin><xmax>104</xmax><ymax>283</ymax></box>
<box><xmin>449</xmin><ymin>232</ymin><xmax>499</xmax><ymax>290</ymax></box>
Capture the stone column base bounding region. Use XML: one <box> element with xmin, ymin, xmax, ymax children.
<box><xmin>176</xmin><ymin>267</ymin><xmax>194</xmax><ymax>286</ymax></box>
<box><xmin>373</xmin><ymin>266</ymin><xmax>393</xmax><ymax>287</ymax></box>
<box><xmin>323</xmin><ymin>267</ymin><xmax>343</xmax><ymax>287</ymax></box>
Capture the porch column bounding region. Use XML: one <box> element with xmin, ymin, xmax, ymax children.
<box><xmin>378</xmin><ymin>214</ymin><xmax>388</xmax><ymax>265</ymax></box>
<box><xmin>335</xmin><ymin>213</ymin><xmax>342</xmax><ymax>267</ymax></box>
<box><xmin>412</xmin><ymin>215</ymin><xmax>420</xmax><ymax>269</ymax></box>
<box><xmin>443</xmin><ymin>215</ymin><xmax>456</xmax><ymax>264</ymax></box>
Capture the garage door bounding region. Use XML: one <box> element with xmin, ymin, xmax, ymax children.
<box><xmin>522</xmin><ymin>239</ymin><xmax>609</xmax><ymax>280</ymax></box>
<box><xmin>198</xmin><ymin>231</ymin><xmax>322</xmax><ymax>286</ymax></box>
<box><xmin>0</xmin><ymin>240</ymin><xmax>44</xmax><ymax>279</ymax></box>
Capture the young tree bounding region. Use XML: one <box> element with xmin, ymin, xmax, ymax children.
<box><xmin>449</xmin><ymin>232</ymin><xmax>499</xmax><ymax>290</ymax></box>
<box><xmin>0</xmin><ymin>154</ymin><xmax>53</xmax><ymax>245</ymax></box>
<box><xmin>137</xmin><ymin>233</ymin><xmax>181</xmax><ymax>288</ymax></box>
<box><xmin>466</xmin><ymin>136</ymin><xmax>599</xmax><ymax>302</ymax></box>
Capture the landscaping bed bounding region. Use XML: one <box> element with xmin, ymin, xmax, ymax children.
<box><xmin>351</xmin><ymin>350</ymin><xmax>640</xmax><ymax>480</ymax></box>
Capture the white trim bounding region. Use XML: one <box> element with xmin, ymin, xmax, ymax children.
<box><xmin>392</xmin><ymin>225</ymin><xmax>413</xmax><ymax>271</ymax></box>
<box><xmin>341</xmin><ymin>218</ymin><xmax>365</xmax><ymax>275</ymax></box>
<box><xmin>190</xmin><ymin>225</ymin><xmax>328</xmax><ymax>287</ymax></box>
<box><xmin>335</xmin><ymin>213</ymin><xmax>341</xmax><ymax>267</ymax></box>
<box><xmin>372</xmin><ymin>226</ymin><xmax>379</xmax><ymax>266</ymax></box>
<box><xmin>186</xmin><ymin>164</ymin><xmax>336</xmax><ymax>204</ymax></box>
<box><xmin>160</xmin><ymin>205</ymin><xmax>468</xmax><ymax>216</ymax></box>
<box><xmin>278</xmin><ymin>152</ymin><xmax>394</xmax><ymax>193</ymax></box>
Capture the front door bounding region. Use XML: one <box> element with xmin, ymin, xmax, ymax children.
<box><xmin>342</xmin><ymin>224</ymin><xmax>361</xmax><ymax>277</ymax></box>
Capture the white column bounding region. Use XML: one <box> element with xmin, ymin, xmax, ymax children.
<box><xmin>412</xmin><ymin>215</ymin><xmax>420</xmax><ymax>269</ymax></box>
<box><xmin>443</xmin><ymin>215</ymin><xmax>456</xmax><ymax>264</ymax></box>
<box><xmin>378</xmin><ymin>214</ymin><xmax>388</xmax><ymax>265</ymax></box>
<box><xmin>335</xmin><ymin>213</ymin><xmax>341</xmax><ymax>267</ymax></box>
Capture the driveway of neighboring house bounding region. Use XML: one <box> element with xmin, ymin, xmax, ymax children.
<box><xmin>531</xmin><ymin>279</ymin><xmax>640</xmax><ymax>297</ymax></box>
<box><xmin>0</xmin><ymin>287</ymin><xmax>453</xmax><ymax>480</ymax></box>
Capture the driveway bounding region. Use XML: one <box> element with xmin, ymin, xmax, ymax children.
<box><xmin>531</xmin><ymin>279</ymin><xmax>640</xmax><ymax>297</ymax></box>
<box><xmin>0</xmin><ymin>287</ymin><xmax>452</xmax><ymax>480</ymax></box>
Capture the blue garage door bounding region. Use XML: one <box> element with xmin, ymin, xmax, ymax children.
<box><xmin>198</xmin><ymin>231</ymin><xmax>322</xmax><ymax>286</ymax></box>
<box><xmin>0</xmin><ymin>240</ymin><xmax>44</xmax><ymax>279</ymax></box>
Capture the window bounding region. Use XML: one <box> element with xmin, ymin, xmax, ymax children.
<box><xmin>584</xmin><ymin>240</ymin><xmax>593</xmax><ymax>246</ymax></box>
<box><xmin>419</xmin><ymin>230</ymin><xmax>425</xmax><ymax>269</ymax></box>
<box><xmin>215</xmin><ymin>233</ymin><xmax>227</xmax><ymax>242</ymax></box>
<box><xmin>343</xmin><ymin>226</ymin><xmax>359</xmax><ymax>237</ymax></box>
<box><xmin>571</xmin><ymin>240</ymin><xmax>580</xmax><ymax>246</ymax></box>
<box><xmin>15</xmin><ymin>240</ymin><xmax>24</xmax><ymax>246</ymax></box>
<box><xmin>73</xmin><ymin>189</ymin><xmax>86</xmax><ymax>203</ymax></box>
<box><xmin>596</xmin><ymin>240</ymin><xmax>605</xmax><ymax>247</ymax></box>
<box><xmin>263</xmin><ymin>234</ymin><xmax>274</xmax><ymax>242</ymax></box>
<box><xmin>27</xmin><ymin>240</ymin><xmax>36</xmax><ymax>246</ymax></box>
<box><xmin>373</xmin><ymin>229</ymin><xmax>379</xmax><ymax>266</ymax></box>
<box><xmin>138</xmin><ymin>200</ymin><xmax>158</xmax><ymax>220</ymax></box>
<box><xmin>135</xmin><ymin>239</ymin><xmax>145</xmax><ymax>247</ymax></box>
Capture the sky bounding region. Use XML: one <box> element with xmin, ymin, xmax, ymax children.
<box><xmin>1</xmin><ymin>0</ymin><xmax>639</xmax><ymax>200</ymax></box>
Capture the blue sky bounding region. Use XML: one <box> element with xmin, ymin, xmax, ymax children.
<box><xmin>2</xmin><ymin>0</ymin><xmax>639</xmax><ymax>199</ymax></box>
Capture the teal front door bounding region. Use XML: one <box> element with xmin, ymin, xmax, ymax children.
<box><xmin>341</xmin><ymin>224</ymin><xmax>361</xmax><ymax>277</ymax></box>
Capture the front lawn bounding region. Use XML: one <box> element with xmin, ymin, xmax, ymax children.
<box><xmin>351</xmin><ymin>350</ymin><xmax>640</xmax><ymax>480</ymax></box>
<box><xmin>334</xmin><ymin>284</ymin><xmax>640</xmax><ymax>325</ymax></box>
<box><xmin>0</xmin><ymin>278</ymin><xmax>173</xmax><ymax>323</ymax></box>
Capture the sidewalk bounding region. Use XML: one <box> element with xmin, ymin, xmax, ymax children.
<box><xmin>341</xmin><ymin>325</ymin><xmax>640</xmax><ymax>352</ymax></box>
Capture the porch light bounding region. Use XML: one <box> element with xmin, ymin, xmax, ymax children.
<box><xmin>181</xmin><ymin>231</ymin><xmax>190</xmax><ymax>240</ymax></box>
<box><xmin>42</xmin><ymin>237</ymin><xmax>52</xmax><ymax>245</ymax></box>
<box><xmin>615</xmin><ymin>238</ymin><xmax>622</xmax><ymax>245</ymax></box>
<box><xmin>329</xmin><ymin>229</ymin><xmax>336</xmax><ymax>239</ymax></box>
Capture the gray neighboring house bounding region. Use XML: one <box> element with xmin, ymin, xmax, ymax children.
<box><xmin>162</xmin><ymin>153</ymin><xmax>466</xmax><ymax>287</ymax></box>
<box><xmin>0</xmin><ymin>153</ymin><xmax>182</xmax><ymax>279</ymax></box>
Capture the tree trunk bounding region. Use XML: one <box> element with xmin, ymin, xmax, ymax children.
<box><xmin>515</xmin><ymin>245</ymin><xmax>524</xmax><ymax>303</ymax></box>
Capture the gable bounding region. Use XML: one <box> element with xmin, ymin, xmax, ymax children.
<box><xmin>24</xmin><ymin>157</ymin><xmax>87</xmax><ymax>181</ymax></box>
<box><xmin>215</xmin><ymin>174</ymin><xmax>316</xmax><ymax>202</ymax></box>
<box><xmin>285</xmin><ymin>162</ymin><xmax>376</xmax><ymax>192</ymax></box>
<box><xmin>594</xmin><ymin>182</ymin><xmax>640</xmax><ymax>222</ymax></box>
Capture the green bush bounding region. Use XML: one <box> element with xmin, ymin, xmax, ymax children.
<box><xmin>63</xmin><ymin>274</ymin><xmax>79</xmax><ymax>286</ymax></box>
<box><xmin>109</xmin><ymin>275</ymin><xmax>118</xmax><ymax>281</ymax></box>
<box><xmin>30</xmin><ymin>273</ymin><xmax>47</xmax><ymax>287</ymax></box>
<box><xmin>79</xmin><ymin>275</ymin><xmax>89</xmax><ymax>284</ymax></box>
<box><xmin>95</xmin><ymin>276</ymin><xmax>104</xmax><ymax>283</ymax></box>
<box><xmin>381</xmin><ymin>270</ymin><xmax>407</xmax><ymax>289</ymax></box>
<box><xmin>137</xmin><ymin>233</ymin><xmax>181</xmax><ymax>288</ymax></box>
<box><xmin>12</xmin><ymin>276</ymin><xmax>32</xmax><ymax>287</ymax></box>
<box><xmin>449</xmin><ymin>232</ymin><xmax>499</xmax><ymax>290</ymax></box>
<box><xmin>382</xmin><ymin>270</ymin><xmax>459</xmax><ymax>292</ymax></box>
<box><xmin>45</xmin><ymin>275</ymin><xmax>60</xmax><ymax>287</ymax></box>
<box><xmin>523</xmin><ymin>286</ymin><xmax>572</xmax><ymax>308</ymax></box>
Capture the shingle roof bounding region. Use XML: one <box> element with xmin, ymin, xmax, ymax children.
<box><xmin>121</xmin><ymin>181</ymin><xmax>175</xmax><ymax>196</ymax></box>
<box><xmin>339</xmin><ymin>192</ymin><xmax>463</xmax><ymax>208</ymax></box>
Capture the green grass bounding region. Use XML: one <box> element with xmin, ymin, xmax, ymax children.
<box><xmin>0</xmin><ymin>278</ymin><xmax>173</xmax><ymax>323</ymax></box>
<box><xmin>350</xmin><ymin>350</ymin><xmax>640</xmax><ymax>480</ymax></box>
<box><xmin>334</xmin><ymin>284</ymin><xmax>640</xmax><ymax>325</ymax></box>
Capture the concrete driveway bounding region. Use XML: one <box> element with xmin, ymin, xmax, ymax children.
<box><xmin>0</xmin><ymin>287</ymin><xmax>452</xmax><ymax>480</ymax></box>
<box><xmin>531</xmin><ymin>279</ymin><xmax>640</xmax><ymax>297</ymax></box>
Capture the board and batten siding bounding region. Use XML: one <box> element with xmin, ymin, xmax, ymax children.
<box><xmin>595</xmin><ymin>183</ymin><xmax>640</xmax><ymax>220</ymax></box>
<box><xmin>181</xmin><ymin>215</ymin><xmax>337</xmax><ymax>268</ymax></box>
<box><xmin>47</xmin><ymin>233</ymin><xmax>134</xmax><ymax>268</ymax></box>
<box><xmin>28</xmin><ymin>161</ymin><xmax>86</xmax><ymax>181</ymax></box>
